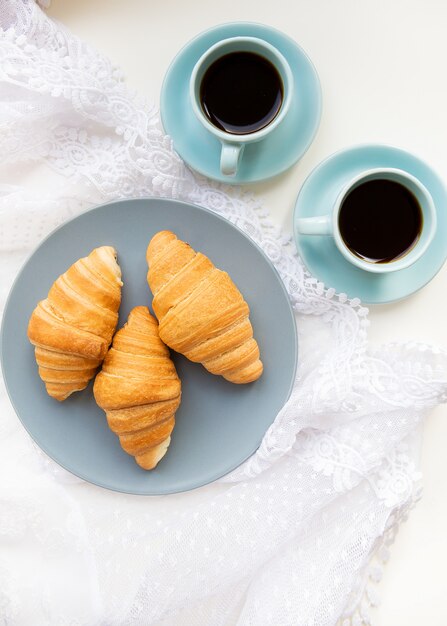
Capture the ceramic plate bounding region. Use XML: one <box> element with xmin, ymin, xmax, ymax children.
<box><xmin>294</xmin><ymin>144</ymin><xmax>447</xmax><ymax>303</ymax></box>
<box><xmin>160</xmin><ymin>22</ymin><xmax>322</xmax><ymax>184</ymax></box>
<box><xmin>1</xmin><ymin>198</ymin><xmax>297</xmax><ymax>495</ymax></box>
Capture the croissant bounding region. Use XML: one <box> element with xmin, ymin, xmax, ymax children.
<box><xmin>27</xmin><ymin>246</ymin><xmax>122</xmax><ymax>401</ymax></box>
<box><xmin>146</xmin><ymin>231</ymin><xmax>263</xmax><ymax>384</ymax></box>
<box><xmin>93</xmin><ymin>306</ymin><xmax>181</xmax><ymax>470</ymax></box>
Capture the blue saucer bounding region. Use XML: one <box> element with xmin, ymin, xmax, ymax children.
<box><xmin>293</xmin><ymin>144</ymin><xmax>447</xmax><ymax>304</ymax></box>
<box><xmin>160</xmin><ymin>22</ymin><xmax>322</xmax><ymax>184</ymax></box>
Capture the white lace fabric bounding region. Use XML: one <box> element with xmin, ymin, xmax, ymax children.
<box><xmin>0</xmin><ymin>2</ymin><xmax>446</xmax><ymax>625</ymax></box>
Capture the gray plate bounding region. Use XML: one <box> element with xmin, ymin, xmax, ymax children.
<box><xmin>1</xmin><ymin>198</ymin><xmax>297</xmax><ymax>495</ymax></box>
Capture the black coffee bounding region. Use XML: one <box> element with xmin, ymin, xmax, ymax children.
<box><xmin>338</xmin><ymin>179</ymin><xmax>423</xmax><ymax>264</ymax></box>
<box><xmin>200</xmin><ymin>51</ymin><xmax>283</xmax><ymax>135</ymax></box>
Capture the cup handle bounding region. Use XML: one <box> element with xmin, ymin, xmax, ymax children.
<box><xmin>295</xmin><ymin>215</ymin><xmax>332</xmax><ymax>235</ymax></box>
<box><xmin>220</xmin><ymin>142</ymin><xmax>244</xmax><ymax>177</ymax></box>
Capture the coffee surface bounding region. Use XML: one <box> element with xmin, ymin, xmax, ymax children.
<box><xmin>200</xmin><ymin>51</ymin><xmax>283</xmax><ymax>135</ymax></box>
<box><xmin>338</xmin><ymin>179</ymin><xmax>423</xmax><ymax>264</ymax></box>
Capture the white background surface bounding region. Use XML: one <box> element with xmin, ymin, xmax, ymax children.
<box><xmin>44</xmin><ymin>1</ymin><xmax>447</xmax><ymax>624</ymax></box>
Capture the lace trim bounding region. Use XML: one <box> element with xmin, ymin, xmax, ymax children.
<box><xmin>339</xmin><ymin>486</ymin><xmax>422</xmax><ymax>626</ymax></box>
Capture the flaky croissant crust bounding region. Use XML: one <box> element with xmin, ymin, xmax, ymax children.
<box><xmin>146</xmin><ymin>231</ymin><xmax>263</xmax><ymax>384</ymax></box>
<box><xmin>93</xmin><ymin>306</ymin><xmax>181</xmax><ymax>470</ymax></box>
<box><xmin>28</xmin><ymin>246</ymin><xmax>122</xmax><ymax>401</ymax></box>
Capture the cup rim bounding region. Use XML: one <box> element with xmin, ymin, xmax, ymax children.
<box><xmin>189</xmin><ymin>35</ymin><xmax>294</xmax><ymax>143</ymax></box>
<box><xmin>332</xmin><ymin>167</ymin><xmax>437</xmax><ymax>273</ymax></box>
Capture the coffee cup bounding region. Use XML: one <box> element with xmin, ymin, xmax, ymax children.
<box><xmin>190</xmin><ymin>36</ymin><xmax>293</xmax><ymax>177</ymax></box>
<box><xmin>295</xmin><ymin>168</ymin><xmax>436</xmax><ymax>273</ymax></box>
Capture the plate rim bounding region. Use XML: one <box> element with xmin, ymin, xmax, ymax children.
<box><xmin>1</xmin><ymin>196</ymin><xmax>298</xmax><ymax>495</ymax></box>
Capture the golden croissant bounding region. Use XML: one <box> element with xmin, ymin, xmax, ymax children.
<box><xmin>93</xmin><ymin>306</ymin><xmax>181</xmax><ymax>470</ymax></box>
<box><xmin>146</xmin><ymin>230</ymin><xmax>263</xmax><ymax>384</ymax></box>
<box><xmin>27</xmin><ymin>246</ymin><xmax>122</xmax><ymax>401</ymax></box>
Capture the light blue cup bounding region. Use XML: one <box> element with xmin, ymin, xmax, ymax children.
<box><xmin>190</xmin><ymin>36</ymin><xmax>294</xmax><ymax>177</ymax></box>
<box><xmin>296</xmin><ymin>168</ymin><xmax>437</xmax><ymax>273</ymax></box>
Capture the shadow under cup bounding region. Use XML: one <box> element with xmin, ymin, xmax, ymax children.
<box><xmin>190</xmin><ymin>37</ymin><xmax>293</xmax><ymax>176</ymax></box>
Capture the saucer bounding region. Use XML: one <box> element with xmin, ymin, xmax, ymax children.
<box><xmin>293</xmin><ymin>144</ymin><xmax>447</xmax><ymax>304</ymax></box>
<box><xmin>160</xmin><ymin>22</ymin><xmax>322</xmax><ymax>184</ymax></box>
